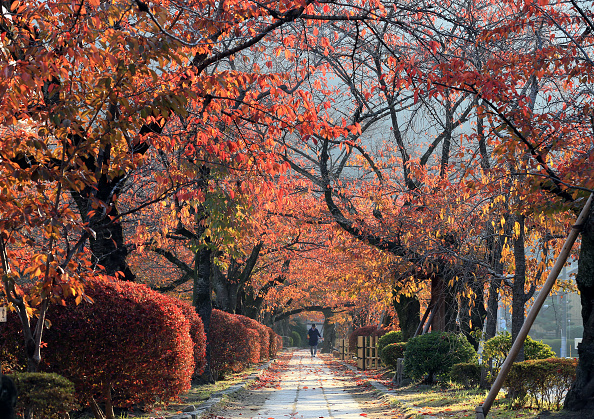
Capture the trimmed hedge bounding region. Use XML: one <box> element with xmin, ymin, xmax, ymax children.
<box><xmin>11</xmin><ymin>372</ymin><xmax>77</xmax><ymax>419</ymax></box>
<box><xmin>404</xmin><ymin>332</ymin><xmax>477</xmax><ymax>384</ymax></box>
<box><xmin>210</xmin><ymin>309</ymin><xmax>260</xmax><ymax>376</ymax></box>
<box><xmin>450</xmin><ymin>362</ymin><xmax>481</xmax><ymax>388</ymax></box>
<box><xmin>377</xmin><ymin>331</ymin><xmax>403</xmax><ymax>355</ymax></box>
<box><xmin>170</xmin><ymin>298</ymin><xmax>207</xmax><ymax>378</ymax></box>
<box><xmin>380</xmin><ymin>342</ymin><xmax>406</xmax><ymax>370</ymax></box>
<box><xmin>40</xmin><ymin>278</ymin><xmax>195</xmax><ymax>410</ymax></box>
<box><xmin>269</xmin><ymin>327</ymin><xmax>281</xmax><ymax>357</ymax></box>
<box><xmin>483</xmin><ymin>332</ymin><xmax>555</xmax><ymax>370</ymax></box>
<box><xmin>237</xmin><ymin>314</ymin><xmax>270</xmax><ymax>361</ymax></box>
<box><xmin>504</xmin><ymin>357</ymin><xmax>578</xmax><ymax>409</ymax></box>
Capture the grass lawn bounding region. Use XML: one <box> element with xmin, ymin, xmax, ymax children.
<box><xmin>384</xmin><ymin>382</ymin><xmax>566</xmax><ymax>418</ymax></box>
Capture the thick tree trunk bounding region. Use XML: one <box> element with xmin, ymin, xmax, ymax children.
<box><xmin>212</xmin><ymin>264</ymin><xmax>239</xmax><ymax>313</ymax></box>
<box><xmin>392</xmin><ymin>291</ymin><xmax>420</xmax><ymax>341</ymax></box>
<box><xmin>71</xmin><ymin>176</ymin><xmax>135</xmax><ymax>282</ymax></box>
<box><xmin>194</xmin><ymin>246</ymin><xmax>214</xmax><ymax>383</ymax></box>
<box><xmin>565</xmin><ymin>211</ymin><xmax>594</xmax><ymax>410</ymax></box>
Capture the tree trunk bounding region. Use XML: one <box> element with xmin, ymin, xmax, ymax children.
<box><xmin>212</xmin><ymin>264</ymin><xmax>239</xmax><ymax>313</ymax></box>
<box><xmin>194</xmin><ymin>246</ymin><xmax>214</xmax><ymax>383</ymax></box>
<box><xmin>322</xmin><ymin>310</ymin><xmax>336</xmax><ymax>353</ymax></box>
<box><xmin>565</xmin><ymin>210</ymin><xmax>594</xmax><ymax>410</ymax></box>
<box><xmin>71</xmin><ymin>176</ymin><xmax>135</xmax><ymax>282</ymax></box>
<box><xmin>511</xmin><ymin>214</ymin><xmax>527</xmax><ymax>362</ymax></box>
<box><xmin>392</xmin><ymin>291</ymin><xmax>420</xmax><ymax>341</ymax></box>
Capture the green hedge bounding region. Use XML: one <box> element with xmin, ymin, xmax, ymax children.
<box><xmin>504</xmin><ymin>358</ymin><xmax>578</xmax><ymax>410</ymax></box>
<box><xmin>10</xmin><ymin>372</ymin><xmax>77</xmax><ymax>419</ymax></box>
<box><xmin>404</xmin><ymin>332</ymin><xmax>477</xmax><ymax>384</ymax></box>
<box><xmin>380</xmin><ymin>342</ymin><xmax>406</xmax><ymax>370</ymax></box>
<box><xmin>377</xmin><ymin>331</ymin><xmax>402</xmax><ymax>355</ymax></box>
<box><xmin>450</xmin><ymin>362</ymin><xmax>481</xmax><ymax>388</ymax></box>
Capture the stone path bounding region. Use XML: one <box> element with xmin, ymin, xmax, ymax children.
<box><xmin>252</xmin><ymin>349</ymin><xmax>367</xmax><ymax>419</ymax></box>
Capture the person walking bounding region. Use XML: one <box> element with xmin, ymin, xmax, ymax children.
<box><xmin>307</xmin><ymin>324</ymin><xmax>322</xmax><ymax>357</ymax></box>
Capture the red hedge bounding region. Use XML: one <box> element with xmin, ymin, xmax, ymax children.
<box><xmin>170</xmin><ymin>298</ymin><xmax>207</xmax><ymax>378</ymax></box>
<box><xmin>237</xmin><ymin>314</ymin><xmax>270</xmax><ymax>361</ymax></box>
<box><xmin>209</xmin><ymin>310</ymin><xmax>260</xmax><ymax>375</ymax></box>
<box><xmin>39</xmin><ymin>277</ymin><xmax>194</xmax><ymax>408</ymax></box>
<box><xmin>267</xmin><ymin>327</ymin><xmax>281</xmax><ymax>358</ymax></box>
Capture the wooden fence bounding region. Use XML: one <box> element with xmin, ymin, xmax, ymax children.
<box><xmin>333</xmin><ymin>336</ymin><xmax>381</xmax><ymax>371</ymax></box>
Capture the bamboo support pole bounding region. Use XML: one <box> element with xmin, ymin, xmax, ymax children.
<box><xmin>477</xmin><ymin>193</ymin><xmax>593</xmax><ymax>418</ymax></box>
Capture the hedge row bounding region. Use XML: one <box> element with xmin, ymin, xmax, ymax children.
<box><xmin>504</xmin><ymin>358</ymin><xmax>578</xmax><ymax>409</ymax></box>
<box><xmin>210</xmin><ymin>309</ymin><xmax>281</xmax><ymax>377</ymax></box>
<box><xmin>0</xmin><ymin>277</ymin><xmax>281</xmax><ymax>417</ymax></box>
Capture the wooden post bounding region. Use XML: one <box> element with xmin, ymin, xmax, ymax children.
<box><xmin>477</xmin><ymin>193</ymin><xmax>593</xmax><ymax>418</ymax></box>
<box><xmin>396</xmin><ymin>358</ymin><xmax>404</xmax><ymax>386</ymax></box>
<box><xmin>357</xmin><ymin>336</ymin><xmax>366</xmax><ymax>370</ymax></box>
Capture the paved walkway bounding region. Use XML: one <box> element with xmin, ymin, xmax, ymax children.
<box><xmin>253</xmin><ymin>349</ymin><xmax>366</xmax><ymax>419</ymax></box>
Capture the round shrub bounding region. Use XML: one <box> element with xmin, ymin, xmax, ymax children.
<box><xmin>377</xmin><ymin>331</ymin><xmax>403</xmax><ymax>355</ymax></box>
<box><xmin>483</xmin><ymin>332</ymin><xmax>555</xmax><ymax>370</ymax></box>
<box><xmin>210</xmin><ymin>309</ymin><xmax>260</xmax><ymax>376</ymax></box>
<box><xmin>169</xmin><ymin>298</ymin><xmax>207</xmax><ymax>378</ymax></box>
<box><xmin>381</xmin><ymin>342</ymin><xmax>406</xmax><ymax>370</ymax></box>
<box><xmin>291</xmin><ymin>330</ymin><xmax>302</xmax><ymax>347</ymax></box>
<box><xmin>38</xmin><ymin>277</ymin><xmax>194</xmax><ymax>410</ymax></box>
<box><xmin>404</xmin><ymin>332</ymin><xmax>477</xmax><ymax>384</ymax></box>
<box><xmin>450</xmin><ymin>362</ymin><xmax>481</xmax><ymax>388</ymax></box>
<box><xmin>11</xmin><ymin>372</ymin><xmax>78</xmax><ymax>419</ymax></box>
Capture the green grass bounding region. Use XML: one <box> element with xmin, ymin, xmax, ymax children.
<box><xmin>385</xmin><ymin>383</ymin><xmax>546</xmax><ymax>418</ymax></box>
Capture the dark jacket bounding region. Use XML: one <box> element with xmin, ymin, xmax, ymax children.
<box><xmin>308</xmin><ymin>327</ymin><xmax>322</xmax><ymax>346</ymax></box>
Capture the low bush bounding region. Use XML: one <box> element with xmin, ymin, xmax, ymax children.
<box><xmin>210</xmin><ymin>309</ymin><xmax>260</xmax><ymax>376</ymax></box>
<box><xmin>170</xmin><ymin>298</ymin><xmax>207</xmax><ymax>378</ymax></box>
<box><xmin>381</xmin><ymin>342</ymin><xmax>406</xmax><ymax>370</ymax></box>
<box><xmin>377</xmin><ymin>331</ymin><xmax>403</xmax><ymax>355</ymax></box>
<box><xmin>450</xmin><ymin>362</ymin><xmax>481</xmax><ymax>388</ymax></box>
<box><xmin>483</xmin><ymin>332</ymin><xmax>555</xmax><ymax>370</ymax></box>
<box><xmin>404</xmin><ymin>332</ymin><xmax>477</xmax><ymax>384</ymax></box>
<box><xmin>291</xmin><ymin>330</ymin><xmax>302</xmax><ymax>347</ymax></box>
<box><xmin>504</xmin><ymin>357</ymin><xmax>578</xmax><ymax>409</ymax></box>
<box><xmin>11</xmin><ymin>372</ymin><xmax>78</xmax><ymax>419</ymax></box>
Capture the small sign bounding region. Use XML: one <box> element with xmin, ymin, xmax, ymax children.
<box><xmin>0</xmin><ymin>306</ymin><xmax>6</xmax><ymax>322</ymax></box>
<box><xmin>575</xmin><ymin>338</ymin><xmax>583</xmax><ymax>350</ymax></box>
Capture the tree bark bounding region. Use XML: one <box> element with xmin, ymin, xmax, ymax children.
<box><xmin>392</xmin><ymin>291</ymin><xmax>420</xmax><ymax>341</ymax></box>
<box><xmin>565</xmin><ymin>210</ymin><xmax>594</xmax><ymax>410</ymax></box>
<box><xmin>194</xmin><ymin>246</ymin><xmax>214</xmax><ymax>384</ymax></box>
<box><xmin>511</xmin><ymin>214</ymin><xmax>527</xmax><ymax>362</ymax></box>
<box><xmin>71</xmin><ymin>175</ymin><xmax>136</xmax><ymax>282</ymax></box>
